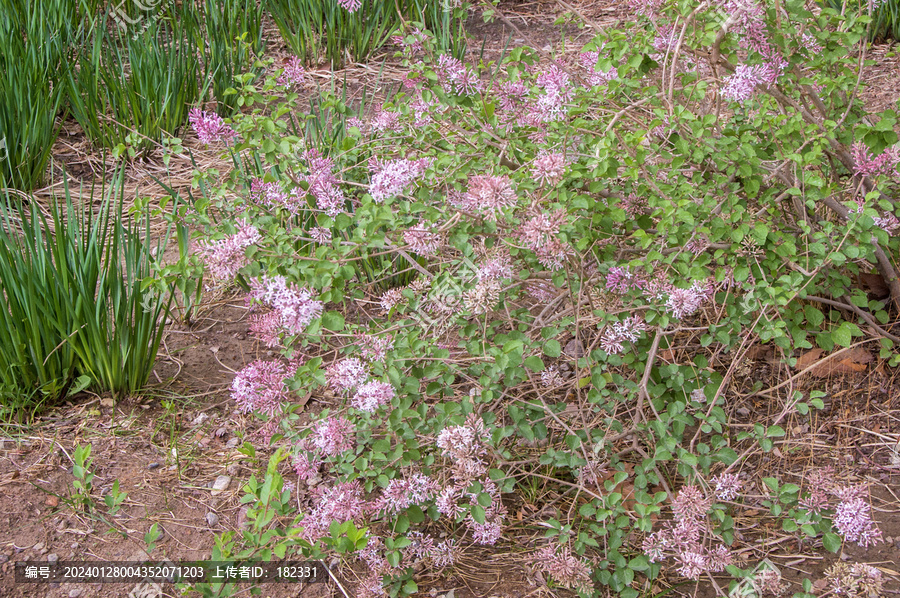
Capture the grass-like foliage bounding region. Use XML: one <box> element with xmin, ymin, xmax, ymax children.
<box><xmin>0</xmin><ymin>173</ymin><xmax>173</xmax><ymax>417</ymax></box>
<box><xmin>67</xmin><ymin>16</ymin><xmax>203</xmax><ymax>156</ymax></box>
<box><xmin>824</xmin><ymin>0</ymin><xmax>900</xmax><ymax>40</ymax></box>
<box><xmin>268</xmin><ymin>0</ymin><xmax>414</xmax><ymax>68</ymax></box>
<box><xmin>0</xmin><ymin>0</ymin><xmax>91</xmax><ymax>189</ymax></box>
<box><xmin>199</xmin><ymin>0</ymin><xmax>266</xmax><ymax>115</ymax></box>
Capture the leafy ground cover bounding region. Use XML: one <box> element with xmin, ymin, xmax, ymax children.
<box><xmin>1</xmin><ymin>2</ymin><xmax>900</xmax><ymax>598</ymax></box>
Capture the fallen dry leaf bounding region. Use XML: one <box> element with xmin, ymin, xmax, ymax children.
<box><xmin>795</xmin><ymin>349</ymin><xmax>824</xmax><ymax>370</ymax></box>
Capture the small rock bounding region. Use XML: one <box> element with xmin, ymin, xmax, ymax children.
<box><xmin>191</xmin><ymin>413</ymin><xmax>209</xmax><ymax>427</ymax></box>
<box><xmin>564</xmin><ymin>339</ymin><xmax>585</xmax><ymax>358</ymax></box>
<box><xmin>56</xmin><ymin>519</ymin><xmax>67</xmax><ymax>531</ymax></box>
<box><xmin>736</xmin><ymin>407</ymin><xmax>751</xmax><ymax>417</ymax></box>
<box><xmin>70</xmin><ymin>543</ymin><xmax>79</xmax><ymax>550</ymax></box>
<box><xmin>210</xmin><ymin>475</ymin><xmax>231</xmax><ymax>496</ymax></box>
<box><xmin>47</xmin><ymin>554</ymin><xmax>58</xmax><ymax>564</ymax></box>
<box><xmin>100</xmin><ymin>397</ymin><xmax>115</xmax><ymax>408</ymax></box>
<box><xmin>148</xmin><ymin>462</ymin><xmax>161</xmax><ymax>470</ymax></box>
<box><xmin>32</xmin><ymin>542</ymin><xmax>44</xmax><ymax>552</ymax></box>
<box><xmin>206</xmin><ymin>512</ymin><xmax>219</xmax><ymax>527</ymax></box>
<box><xmin>69</xmin><ymin>589</ymin><xmax>84</xmax><ymax>598</ymax></box>
<box><xmin>0</xmin><ymin>555</ymin><xmax>8</xmax><ymax>564</ymax></box>
<box><xmin>225</xmin><ymin>438</ymin><xmax>241</xmax><ymax>449</ymax></box>
<box><xmin>45</xmin><ymin>496</ymin><xmax>59</xmax><ymax>508</ymax></box>
<box><xmin>236</xmin><ymin>506</ymin><xmax>249</xmax><ymax>529</ymax></box>
<box><xmin>226</xmin><ymin>463</ymin><xmax>240</xmax><ymax>476</ymax></box>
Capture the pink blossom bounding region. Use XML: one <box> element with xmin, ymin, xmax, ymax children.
<box><xmin>374</xmin><ymin>473</ymin><xmax>439</xmax><ymax>515</ymax></box>
<box><xmin>198</xmin><ymin>221</ymin><xmax>260</xmax><ymax>280</ymax></box>
<box><xmin>722</xmin><ymin>64</ymin><xmax>767</xmax><ymax>103</ymax></box>
<box><xmin>351</xmin><ymin>381</ymin><xmax>395</xmax><ymax>412</ymax></box>
<box><xmin>310</xmin><ymin>227</ymin><xmax>332</xmax><ymax>243</ymax></box>
<box><xmin>476</xmin><ymin>249</ymin><xmax>514</xmax><ymax>281</ymax></box>
<box><xmin>277</xmin><ymin>56</ymin><xmax>306</xmax><ymax>87</ymax></box>
<box><xmin>292</xmin><ymin>451</ymin><xmax>319</xmax><ymax>482</ymax></box>
<box><xmin>325</xmin><ymin>358</ymin><xmax>369</xmax><ymax>393</ymax></box>
<box><xmin>403</xmin><ymin>221</ymin><xmax>440</xmax><ymax>256</ymax></box>
<box><xmin>606</xmin><ymin>266</ymin><xmax>642</xmax><ymax>294</ymax></box>
<box><xmin>371</xmin><ymin>109</ymin><xmax>401</xmax><ymax>133</ymax></box>
<box><xmin>600</xmin><ymin>315</ymin><xmax>646</xmax><ymax>354</ymax></box>
<box><xmin>300</xmin><ymin>481</ymin><xmax>369</xmax><ymax>543</ymax></box>
<box><xmin>248</xmin><ymin>275</ymin><xmax>323</xmax><ymax>335</ymax></box>
<box><xmin>711</xmin><ymin>473</ymin><xmax>743</xmax><ymax>501</ymax></box>
<box><xmin>531</xmin><ymin>544</ymin><xmax>594</xmax><ymax>593</ymax></box>
<box><xmin>851</xmin><ymin>142</ymin><xmax>899</xmax><ymax>177</ymax></box>
<box><xmin>531</xmin><ymin>152</ymin><xmax>566</xmax><ymax>186</ymax></box>
<box><xmin>461</xmin><ymin>175</ymin><xmax>517</xmax><ymax>219</ymax></box>
<box><xmin>230</xmin><ymin>359</ymin><xmax>289</xmax><ymax>417</ymax></box>
<box><xmin>379</xmin><ymin>288</ymin><xmax>404</xmax><ymax>312</ymax></box>
<box><xmin>665</xmin><ymin>281</ymin><xmax>710</xmax><ymax>319</ymax></box>
<box><xmin>369</xmin><ymin>158</ymin><xmax>430</xmax><ymax>203</ymax></box>
<box><xmin>310</xmin><ymin>416</ymin><xmax>355</xmax><ymax>456</ymax></box>
<box><xmin>833</xmin><ymin>498</ymin><xmax>883</xmax><ymax>547</ymax></box>
<box><xmin>338</xmin><ymin>0</ymin><xmax>361</xmax><ymax>12</ymax></box>
<box><xmin>357</xmin><ymin>334</ymin><xmax>393</xmax><ymax>363</ymax></box>
<box><xmin>189</xmin><ymin>108</ymin><xmax>236</xmax><ymax>145</ymax></box>
<box><xmin>672</xmin><ymin>485</ymin><xmax>712</xmax><ymax>520</ymax></box>
<box><xmin>437</xmin><ymin>54</ymin><xmax>480</xmax><ymax>95</ymax></box>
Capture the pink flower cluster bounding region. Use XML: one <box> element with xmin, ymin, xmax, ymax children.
<box><xmin>600</xmin><ymin>315</ymin><xmax>646</xmax><ymax>354</ymax></box>
<box><xmin>436</xmin><ymin>54</ymin><xmax>481</xmax><ymax>95</ymax></box>
<box><xmin>476</xmin><ymin>248</ymin><xmax>515</xmax><ymax>282</ymax></box>
<box><xmin>403</xmin><ymin>221</ymin><xmax>441</xmax><ymax>256</ymax></box>
<box><xmin>665</xmin><ymin>280</ymin><xmax>713</xmax><ymax>319</ymax></box>
<box><xmin>850</xmin><ymin>142</ymin><xmax>899</xmax><ymax>177</ymax></box>
<box><xmin>249</xmin><ymin>178</ymin><xmax>303</xmax><ymax>214</ymax></box>
<box><xmin>374</xmin><ymin>472</ymin><xmax>439</xmax><ymax>515</ymax></box>
<box><xmin>277</xmin><ymin>56</ymin><xmax>306</xmax><ymax>87</ymax></box>
<box><xmin>710</xmin><ymin>473</ymin><xmax>743</xmax><ymax>501</ymax></box>
<box><xmin>722</xmin><ymin>63</ymin><xmax>769</xmax><ymax>103</ymax></box>
<box><xmin>302</xmin><ymin>148</ymin><xmax>346</xmax><ymax>216</ymax></box>
<box><xmin>435</xmin><ymin>414</ymin><xmax>507</xmax><ymax>545</ymax></box>
<box><xmin>325</xmin><ymin>358</ymin><xmax>369</xmax><ymax>394</ymax></box>
<box><xmin>299</xmin><ymin>480</ymin><xmax>369</xmax><ymax>543</ymax></box>
<box><xmin>518</xmin><ymin>209</ymin><xmax>570</xmax><ymax>270</ymax></box>
<box><xmin>356</xmin><ymin>334</ymin><xmax>394</xmax><ymax>363</ymax></box>
<box><xmin>531</xmin><ymin>152</ymin><xmax>566</xmax><ymax>186</ymax></box>
<box><xmin>338</xmin><ymin>0</ymin><xmax>361</xmax><ymax>13</ymax></box>
<box><xmin>801</xmin><ymin>472</ymin><xmax>884</xmax><ymax>548</ymax></box>
<box><xmin>188</xmin><ymin>108</ymin><xmax>237</xmax><ymax>145</ymax></box>
<box><xmin>605</xmin><ymin>265</ymin><xmax>643</xmax><ymax>294</ymax></box>
<box><xmin>579</xmin><ymin>50</ymin><xmax>617</xmax><ymax>87</ymax></box>
<box><xmin>370</xmin><ymin>109</ymin><xmax>401</xmax><ymax>133</ymax></box>
<box><xmin>642</xmin><ymin>485</ymin><xmax>732</xmax><ymax>580</ymax></box>
<box><xmin>230</xmin><ymin>359</ymin><xmax>291</xmax><ymax>417</ymax></box>
<box><xmin>198</xmin><ymin>221</ymin><xmax>260</xmax><ymax>280</ymax></box>
<box><xmin>310</xmin><ymin>416</ymin><xmax>355</xmax><ymax>456</ymax></box>
<box><xmin>459</xmin><ymin>174</ymin><xmax>518</xmax><ymax>219</ymax></box>
<box><xmin>530</xmin><ymin>543</ymin><xmax>594</xmax><ymax>595</ymax></box>
<box><xmin>368</xmin><ymin>157</ymin><xmax>431</xmax><ymax>203</ymax></box>
<box><xmin>247</xmin><ymin>275</ymin><xmax>323</xmax><ymax>337</ymax></box>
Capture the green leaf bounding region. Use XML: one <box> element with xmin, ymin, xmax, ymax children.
<box><xmin>321</xmin><ymin>311</ymin><xmax>344</xmax><ymax>331</ymax></box>
<box><xmin>823</xmin><ymin>532</ymin><xmax>842</xmax><ymax>552</ymax></box>
<box><xmin>524</xmin><ymin>356</ymin><xmax>544</xmax><ymax>371</ymax></box>
<box><xmin>543</xmin><ymin>339</ymin><xmax>561</xmax><ymax>358</ymax></box>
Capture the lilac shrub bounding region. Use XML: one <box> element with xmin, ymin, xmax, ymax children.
<box><xmin>179</xmin><ymin>0</ymin><xmax>900</xmax><ymax>595</ymax></box>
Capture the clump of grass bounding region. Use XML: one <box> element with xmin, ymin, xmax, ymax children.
<box><xmin>0</xmin><ymin>171</ymin><xmax>174</xmax><ymax>418</ymax></box>
<box><xmin>268</xmin><ymin>0</ymin><xmax>410</xmax><ymax>68</ymax></box>
<box><xmin>67</xmin><ymin>15</ymin><xmax>203</xmax><ymax>156</ymax></box>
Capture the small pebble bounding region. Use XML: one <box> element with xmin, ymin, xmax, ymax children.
<box><xmin>32</xmin><ymin>542</ymin><xmax>44</xmax><ymax>552</ymax></box>
<box><xmin>226</xmin><ymin>463</ymin><xmax>240</xmax><ymax>476</ymax></box>
<box><xmin>69</xmin><ymin>589</ymin><xmax>84</xmax><ymax>598</ymax></box>
<box><xmin>148</xmin><ymin>462</ymin><xmax>161</xmax><ymax>470</ymax></box>
<box><xmin>0</xmin><ymin>555</ymin><xmax>8</xmax><ymax>564</ymax></box>
<box><xmin>47</xmin><ymin>554</ymin><xmax>58</xmax><ymax>564</ymax></box>
<box><xmin>210</xmin><ymin>475</ymin><xmax>231</xmax><ymax>496</ymax></box>
<box><xmin>206</xmin><ymin>512</ymin><xmax>219</xmax><ymax>527</ymax></box>
<box><xmin>225</xmin><ymin>438</ymin><xmax>241</xmax><ymax>449</ymax></box>
<box><xmin>70</xmin><ymin>543</ymin><xmax>79</xmax><ymax>550</ymax></box>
